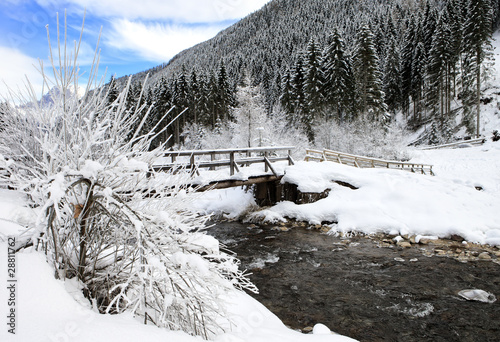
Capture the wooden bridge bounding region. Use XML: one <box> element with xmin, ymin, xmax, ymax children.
<box><xmin>152</xmin><ymin>146</ymin><xmax>295</xmax><ymax>192</ymax></box>
<box><xmin>305</xmin><ymin>148</ymin><xmax>435</xmax><ymax>176</ymax></box>
<box><xmin>418</xmin><ymin>137</ymin><xmax>486</xmax><ymax>150</ymax></box>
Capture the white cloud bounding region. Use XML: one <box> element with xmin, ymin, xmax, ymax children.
<box><xmin>37</xmin><ymin>0</ymin><xmax>272</xmax><ymax>23</ymax></box>
<box><xmin>106</xmin><ymin>19</ymin><xmax>225</xmax><ymax>63</ymax></box>
<box><xmin>0</xmin><ymin>46</ymin><xmax>45</xmax><ymax>100</ymax></box>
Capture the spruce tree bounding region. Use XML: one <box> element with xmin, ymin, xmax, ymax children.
<box><xmin>291</xmin><ymin>56</ymin><xmax>314</xmax><ymax>140</ymax></box>
<box><xmin>189</xmin><ymin>70</ymin><xmax>200</xmax><ymax>124</ymax></box>
<box><xmin>217</xmin><ymin>62</ymin><xmax>234</xmax><ymax>122</ymax></box>
<box><xmin>353</xmin><ymin>24</ymin><xmax>388</xmax><ymax>122</ymax></box>
<box><xmin>106</xmin><ymin>75</ymin><xmax>119</xmax><ymax>106</ymax></box>
<box><xmin>463</xmin><ymin>0</ymin><xmax>494</xmax><ymax>137</ymax></box>
<box><xmin>383</xmin><ymin>37</ymin><xmax>402</xmax><ymax>115</ymax></box>
<box><xmin>280</xmin><ymin>70</ymin><xmax>295</xmax><ymax>116</ymax></box>
<box><xmin>322</xmin><ymin>28</ymin><xmax>355</xmax><ymax>122</ymax></box>
<box><xmin>304</xmin><ymin>38</ymin><xmax>323</xmax><ymax>121</ymax></box>
<box><xmin>401</xmin><ymin>16</ymin><xmax>416</xmax><ymax>119</ymax></box>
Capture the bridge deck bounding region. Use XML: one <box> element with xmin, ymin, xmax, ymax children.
<box><xmin>152</xmin><ymin>146</ymin><xmax>295</xmax><ymax>189</ymax></box>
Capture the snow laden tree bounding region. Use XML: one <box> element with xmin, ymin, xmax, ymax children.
<box><xmin>353</xmin><ymin>24</ymin><xmax>388</xmax><ymax>123</ymax></box>
<box><xmin>322</xmin><ymin>28</ymin><xmax>356</xmax><ymax>123</ymax></box>
<box><xmin>231</xmin><ymin>73</ymin><xmax>269</xmax><ymax>148</ymax></box>
<box><xmin>462</xmin><ymin>0</ymin><xmax>494</xmax><ymax>137</ymax></box>
<box><xmin>383</xmin><ymin>37</ymin><xmax>402</xmax><ymax>116</ymax></box>
<box><xmin>0</xmin><ymin>14</ymin><xmax>256</xmax><ymax>339</ymax></box>
<box><xmin>304</xmin><ymin>38</ymin><xmax>323</xmax><ymax>125</ymax></box>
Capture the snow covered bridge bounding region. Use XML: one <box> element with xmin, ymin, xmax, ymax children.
<box><xmin>305</xmin><ymin>148</ymin><xmax>435</xmax><ymax>176</ymax></box>
<box><xmin>153</xmin><ymin>146</ymin><xmax>295</xmax><ymax>196</ymax></box>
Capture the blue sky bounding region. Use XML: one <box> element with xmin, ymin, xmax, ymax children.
<box><xmin>0</xmin><ymin>0</ymin><xmax>271</xmax><ymax>97</ymax></box>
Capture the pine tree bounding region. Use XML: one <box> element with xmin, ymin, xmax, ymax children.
<box><xmin>280</xmin><ymin>70</ymin><xmax>295</xmax><ymax>115</ymax></box>
<box><xmin>383</xmin><ymin>37</ymin><xmax>402</xmax><ymax>115</ymax></box>
<box><xmin>151</xmin><ymin>77</ymin><xmax>173</xmax><ymax>148</ymax></box>
<box><xmin>353</xmin><ymin>24</ymin><xmax>388</xmax><ymax>122</ymax></box>
<box><xmin>291</xmin><ymin>55</ymin><xmax>314</xmax><ymax>140</ymax></box>
<box><xmin>291</xmin><ymin>56</ymin><xmax>306</xmax><ymax>117</ymax></box>
<box><xmin>0</xmin><ymin>102</ymin><xmax>8</xmax><ymax>133</ymax></box>
<box><xmin>463</xmin><ymin>0</ymin><xmax>494</xmax><ymax>137</ymax></box>
<box><xmin>322</xmin><ymin>28</ymin><xmax>355</xmax><ymax>123</ymax></box>
<box><xmin>106</xmin><ymin>75</ymin><xmax>119</xmax><ymax>106</ymax></box>
<box><xmin>304</xmin><ymin>38</ymin><xmax>323</xmax><ymax>121</ymax></box>
<box><xmin>401</xmin><ymin>16</ymin><xmax>417</xmax><ymax>119</ymax></box>
<box><xmin>207</xmin><ymin>71</ymin><xmax>219</xmax><ymax>127</ymax></box>
<box><xmin>411</xmin><ymin>40</ymin><xmax>426</xmax><ymax>125</ymax></box>
<box><xmin>189</xmin><ymin>70</ymin><xmax>200</xmax><ymax>124</ymax></box>
<box><xmin>426</xmin><ymin>15</ymin><xmax>447</xmax><ymax>119</ymax></box>
<box><xmin>217</xmin><ymin>62</ymin><xmax>234</xmax><ymax>122</ymax></box>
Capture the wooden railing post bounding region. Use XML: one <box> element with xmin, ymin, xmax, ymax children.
<box><xmin>230</xmin><ymin>152</ymin><xmax>235</xmax><ymax>176</ymax></box>
<box><xmin>210</xmin><ymin>152</ymin><xmax>216</xmax><ymax>170</ymax></box>
<box><xmin>264</xmin><ymin>151</ymin><xmax>269</xmax><ymax>172</ymax></box>
<box><xmin>288</xmin><ymin>149</ymin><xmax>295</xmax><ymax>165</ymax></box>
<box><xmin>190</xmin><ymin>154</ymin><xmax>195</xmax><ymax>173</ymax></box>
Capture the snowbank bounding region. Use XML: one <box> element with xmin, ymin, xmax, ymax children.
<box><xmin>251</xmin><ymin>160</ymin><xmax>500</xmax><ymax>245</ymax></box>
<box><xmin>196</xmin><ymin>144</ymin><xmax>500</xmax><ymax>247</ymax></box>
<box><xmin>411</xmin><ymin>141</ymin><xmax>500</xmax><ymax>196</ymax></box>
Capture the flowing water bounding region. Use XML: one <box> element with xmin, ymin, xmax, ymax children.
<box><xmin>207</xmin><ymin>222</ymin><xmax>500</xmax><ymax>342</ymax></box>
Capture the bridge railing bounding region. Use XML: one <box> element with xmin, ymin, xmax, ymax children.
<box><xmin>418</xmin><ymin>137</ymin><xmax>486</xmax><ymax>150</ymax></box>
<box><xmin>305</xmin><ymin>148</ymin><xmax>434</xmax><ymax>175</ymax></box>
<box><xmin>153</xmin><ymin>146</ymin><xmax>295</xmax><ymax>177</ymax></box>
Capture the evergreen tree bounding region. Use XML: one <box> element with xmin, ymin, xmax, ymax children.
<box><xmin>189</xmin><ymin>70</ymin><xmax>200</xmax><ymax>124</ymax></box>
<box><xmin>207</xmin><ymin>71</ymin><xmax>219</xmax><ymax>127</ymax></box>
<box><xmin>401</xmin><ymin>16</ymin><xmax>417</xmax><ymax>118</ymax></box>
<box><xmin>304</xmin><ymin>38</ymin><xmax>323</xmax><ymax>121</ymax></box>
<box><xmin>463</xmin><ymin>0</ymin><xmax>494</xmax><ymax>137</ymax></box>
<box><xmin>291</xmin><ymin>55</ymin><xmax>314</xmax><ymax>140</ymax></box>
<box><xmin>106</xmin><ymin>75</ymin><xmax>119</xmax><ymax>106</ymax></box>
<box><xmin>151</xmin><ymin>77</ymin><xmax>173</xmax><ymax>148</ymax></box>
<box><xmin>217</xmin><ymin>62</ymin><xmax>234</xmax><ymax>122</ymax></box>
<box><xmin>353</xmin><ymin>24</ymin><xmax>388</xmax><ymax>122</ymax></box>
<box><xmin>322</xmin><ymin>28</ymin><xmax>355</xmax><ymax>122</ymax></box>
<box><xmin>280</xmin><ymin>70</ymin><xmax>295</xmax><ymax>115</ymax></box>
<box><xmin>0</xmin><ymin>102</ymin><xmax>8</xmax><ymax>133</ymax></box>
<box><xmin>411</xmin><ymin>40</ymin><xmax>426</xmax><ymax>125</ymax></box>
<box><xmin>383</xmin><ymin>37</ymin><xmax>402</xmax><ymax>115</ymax></box>
<box><xmin>426</xmin><ymin>15</ymin><xmax>447</xmax><ymax>119</ymax></box>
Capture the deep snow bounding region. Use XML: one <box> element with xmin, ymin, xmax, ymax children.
<box><xmin>195</xmin><ymin>141</ymin><xmax>500</xmax><ymax>246</ymax></box>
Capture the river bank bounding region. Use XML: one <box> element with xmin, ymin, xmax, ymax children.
<box><xmin>207</xmin><ymin>221</ymin><xmax>500</xmax><ymax>342</ymax></box>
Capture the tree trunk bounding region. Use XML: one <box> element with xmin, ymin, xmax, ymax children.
<box><xmin>476</xmin><ymin>49</ymin><xmax>481</xmax><ymax>138</ymax></box>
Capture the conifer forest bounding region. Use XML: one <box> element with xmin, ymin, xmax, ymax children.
<box><xmin>109</xmin><ymin>0</ymin><xmax>500</xmax><ymax>154</ymax></box>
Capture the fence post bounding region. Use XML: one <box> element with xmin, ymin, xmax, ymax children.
<box><xmin>210</xmin><ymin>152</ymin><xmax>216</xmax><ymax>170</ymax></box>
<box><xmin>190</xmin><ymin>154</ymin><xmax>195</xmax><ymax>174</ymax></box>
<box><xmin>230</xmin><ymin>152</ymin><xmax>235</xmax><ymax>176</ymax></box>
<box><xmin>264</xmin><ymin>151</ymin><xmax>269</xmax><ymax>172</ymax></box>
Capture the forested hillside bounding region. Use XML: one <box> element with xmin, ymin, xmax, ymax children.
<box><xmin>110</xmin><ymin>0</ymin><xmax>500</xmax><ymax>152</ymax></box>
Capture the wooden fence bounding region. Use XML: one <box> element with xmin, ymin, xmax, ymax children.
<box><xmin>419</xmin><ymin>137</ymin><xmax>486</xmax><ymax>150</ymax></box>
<box><xmin>153</xmin><ymin>146</ymin><xmax>295</xmax><ymax>177</ymax></box>
<box><xmin>305</xmin><ymin>149</ymin><xmax>434</xmax><ymax>175</ymax></box>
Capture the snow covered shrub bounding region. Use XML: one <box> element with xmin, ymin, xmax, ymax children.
<box><xmin>0</xmin><ymin>14</ymin><xmax>255</xmax><ymax>339</ymax></box>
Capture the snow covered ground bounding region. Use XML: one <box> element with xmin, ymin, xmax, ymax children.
<box><xmin>195</xmin><ymin>140</ymin><xmax>500</xmax><ymax>246</ymax></box>
<box><xmin>0</xmin><ymin>189</ymin><xmax>356</xmax><ymax>342</ymax></box>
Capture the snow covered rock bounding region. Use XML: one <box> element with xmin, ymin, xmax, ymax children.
<box><xmin>458</xmin><ymin>289</ymin><xmax>497</xmax><ymax>303</ymax></box>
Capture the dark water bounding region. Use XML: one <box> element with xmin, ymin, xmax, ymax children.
<box><xmin>207</xmin><ymin>222</ymin><xmax>500</xmax><ymax>342</ymax></box>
